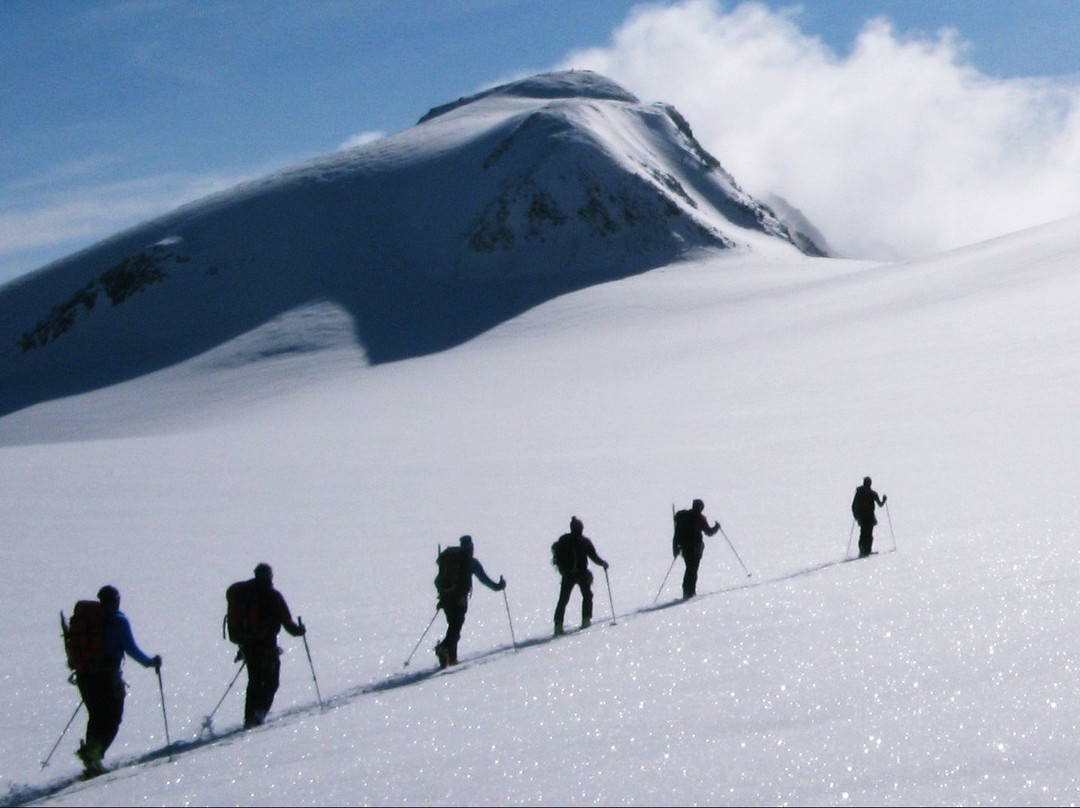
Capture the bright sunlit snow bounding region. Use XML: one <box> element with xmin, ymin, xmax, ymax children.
<box><xmin>3</xmin><ymin>72</ymin><xmax>1080</xmax><ymax>807</ymax></box>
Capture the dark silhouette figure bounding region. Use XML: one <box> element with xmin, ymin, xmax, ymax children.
<box><xmin>434</xmin><ymin>535</ymin><xmax>506</xmax><ymax>668</ymax></box>
<box><xmin>229</xmin><ymin>563</ymin><xmax>306</xmax><ymax>728</ymax></box>
<box><xmin>673</xmin><ymin>499</ymin><xmax>721</xmax><ymax>599</ymax></box>
<box><xmin>551</xmin><ymin>516</ymin><xmax>609</xmax><ymax>635</ymax></box>
<box><xmin>852</xmin><ymin>477</ymin><xmax>887</xmax><ymax>557</ymax></box>
<box><xmin>73</xmin><ymin>586</ymin><xmax>161</xmax><ymax>776</ymax></box>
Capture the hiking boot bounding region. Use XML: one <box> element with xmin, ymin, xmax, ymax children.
<box><xmin>553</xmin><ymin>623</ymin><xmax>565</xmax><ymax>637</ymax></box>
<box><xmin>581</xmin><ymin>618</ymin><xmax>591</xmax><ymax>630</ymax></box>
<box><xmin>243</xmin><ymin>709</ymin><xmax>268</xmax><ymax>729</ymax></box>
<box><xmin>77</xmin><ymin>740</ymin><xmax>104</xmax><ymax>775</ymax></box>
<box><xmin>435</xmin><ymin>641</ymin><xmax>450</xmax><ymax>669</ymax></box>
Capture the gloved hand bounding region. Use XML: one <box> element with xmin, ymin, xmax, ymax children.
<box><xmin>151</xmin><ymin>655</ymin><xmax>162</xmax><ymax>671</ymax></box>
<box><xmin>673</xmin><ymin>546</ymin><xmax>681</xmax><ymax>558</ymax></box>
<box><xmin>601</xmin><ymin>561</ymin><xmax>610</xmax><ymax>570</ymax></box>
<box><xmin>497</xmin><ymin>576</ymin><xmax>507</xmax><ymax>591</ymax></box>
<box><xmin>296</xmin><ymin>624</ymin><xmax>307</xmax><ymax>636</ymax></box>
<box><xmin>882</xmin><ymin>495</ymin><xmax>888</xmax><ymax>504</ymax></box>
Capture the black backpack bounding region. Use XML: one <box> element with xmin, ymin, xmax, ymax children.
<box><xmin>851</xmin><ymin>487</ymin><xmax>877</xmax><ymax>524</ymax></box>
<box><xmin>551</xmin><ymin>534</ymin><xmax>580</xmax><ymax>576</ymax></box>
<box><xmin>673</xmin><ymin>509</ymin><xmax>696</xmax><ymax>547</ymax></box>
<box><xmin>224</xmin><ymin>580</ymin><xmax>272</xmax><ymax>645</ymax></box>
<box><xmin>435</xmin><ymin>546</ymin><xmax>472</xmax><ymax>599</ymax></box>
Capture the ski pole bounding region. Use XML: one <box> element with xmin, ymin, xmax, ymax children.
<box><xmin>719</xmin><ymin>527</ymin><xmax>751</xmax><ymax>577</ymax></box>
<box><xmin>298</xmin><ymin>618</ymin><xmax>323</xmax><ymax>710</ymax></box>
<box><xmin>40</xmin><ymin>700</ymin><xmax>83</xmax><ymax>769</ymax></box>
<box><xmin>653</xmin><ymin>556</ymin><xmax>678</xmax><ymax>604</ymax></box>
<box><xmin>654</xmin><ymin>503</ymin><xmax>680</xmax><ymax>604</ymax></box>
<box><xmin>502</xmin><ymin>586</ymin><xmax>518</xmax><ymax>650</ymax></box>
<box><xmin>846</xmin><ymin>519</ymin><xmax>856</xmax><ymax>557</ymax></box>
<box><xmin>204</xmin><ymin>661</ymin><xmax>246</xmax><ymax>730</ymax></box>
<box><xmin>155</xmin><ymin>666</ymin><xmax>172</xmax><ymax>758</ymax></box>
<box><xmin>603</xmin><ymin>566</ymin><xmax>616</xmax><ymax>625</ymax></box>
<box><xmin>403</xmin><ymin>609</ymin><xmax>439</xmax><ymax>668</ymax></box>
<box><xmin>885</xmin><ymin>501</ymin><xmax>897</xmax><ymax>551</ymax></box>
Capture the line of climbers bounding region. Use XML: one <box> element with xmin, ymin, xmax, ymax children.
<box><xmin>427</xmin><ymin>476</ymin><xmax>887</xmax><ymax>670</ymax></box>
<box><xmin>59</xmin><ymin>478</ymin><xmax>888</xmax><ymax>777</ymax></box>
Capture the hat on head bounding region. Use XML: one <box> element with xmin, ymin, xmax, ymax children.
<box><xmin>254</xmin><ymin>563</ymin><xmax>273</xmax><ymax>582</ymax></box>
<box><xmin>97</xmin><ymin>585</ymin><xmax>120</xmax><ymax>606</ymax></box>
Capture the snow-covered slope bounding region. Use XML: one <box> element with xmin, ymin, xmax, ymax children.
<box><xmin>0</xmin><ymin>70</ymin><xmax>821</xmax><ymax>420</ymax></box>
<box><xmin>3</xmin><ymin>208</ymin><xmax>1080</xmax><ymax>804</ymax></box>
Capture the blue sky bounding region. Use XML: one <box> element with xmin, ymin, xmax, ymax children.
<box><xmin>3</xmin><ymin>0</ymin><xmax>1080</xmax><ymax>283</ymax></box>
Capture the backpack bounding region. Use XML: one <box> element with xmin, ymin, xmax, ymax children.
<box><xmin>851</xmin><ymin>487</ymin><xmax>877</xmax><ymax>525</ymax></box>
<box><xmin>435</xmin><ymin>546</ymin><xmax>472</xmax><ymax>599</ymax></box>
<box><xmin>224</xmin><ymin>580</ymin><xmax>271</xmax><ymax>645</ymax></box>
<box><xmin>673</xmin><ymin>509</ymin><xmax>696</xmax><ymax>548</ymax></box>
<box><xmin>62</xmin><ymin>600</ymin><xmax>109</xmax><ymax>674</ymax></box>
<box><xmin>551</xmin><ymin>534</ymin><xmax>580</xmax><ymax>576</ymax></box>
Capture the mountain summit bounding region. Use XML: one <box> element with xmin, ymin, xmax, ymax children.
<box><xmin>0</xmin><ymin>70</ymin><xmax>824</xmax><ymax>417</ymax></box>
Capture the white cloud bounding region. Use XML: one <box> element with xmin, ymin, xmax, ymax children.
<box><xmin>561</xmin><ymin>0</ymin><xmax>1080</xmax><ymax>259</ymax></box>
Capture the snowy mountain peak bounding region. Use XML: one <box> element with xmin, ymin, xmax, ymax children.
<box><xmin>409</xmin><ymin>70</ymin><xmax>826</xmax><ymax>262</ymax></box>
<box><xmin>417</xmin><ymin>70</ymin><xmax>641</xmax><ymax>123</ymax></box>
<box><xmin>0</xmin><ymin>70</ymin><xmax>824</xmax><ymax>418</ymax></box>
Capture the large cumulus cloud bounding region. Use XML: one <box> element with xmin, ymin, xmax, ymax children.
<box><xmin>561</xmin><ymin>0</ymin><xmax>1080</xmax><ymax>259</ymax></box>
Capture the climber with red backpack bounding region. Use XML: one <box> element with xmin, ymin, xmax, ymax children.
<box><xmin>61</xmin><ymin>585</ymin><xmax>161</xmax><ymax>778</ymax></box>
<box><xmin>224</xmin><ymin>563</ymin><xmax>306</xmax><ymax>728</ymax></box>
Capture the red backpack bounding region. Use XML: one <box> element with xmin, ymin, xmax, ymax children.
<box><xmin>61</xmin><ymin>600</ymin><xmax>109</xmax><ymax>674</ymax></box>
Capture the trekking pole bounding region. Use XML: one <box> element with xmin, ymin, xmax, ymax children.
<box><xmin>845</xmin><ymin>518</ymin><xmax>856</xmax><ymax>557</ymax></box>
<box><xmin>298</xmin><ymin>618</ymin><xmax>324</xmax><ymax>710</ymax></box>
<box><xmin>885</xmin><ymin>501</ymin><xmax>897</xmax><ymax>551</ymax></box>
<box><xmin>155</xmin><ymin>666</ymin><xmax>172</xmax><ymax>758</ymax></box>
<box><xmin>40</xmin><ymin>700</ymin><xmax>83</xmax><ymax>769</ymax></box>
<box><xmin>502</xmin><ymin>587</ymin><xmax>518</xmax><ymax>650</ymax></box>
<box><xmin>403</xmin><ymin>609</ymin><xmax>439</xmax><ymax>668</ymax></box>
<box><xmin>653</xmin><ymin>556</ymin><xmax>677</xmax><ymax>604</ymax></box>
<box><xmin>654</xmin><ymin>503</ymin><xmax>680</xmax><ymax>604</ymax></box>
<box><xmin>719</xmin><ymin>527</ymin><xmax>751</xmax><ymax>577</ymax></box>
<box><xmin>603</xmin><ymin>566</ymin><xmax>616</xmax><ymax>625</ymax></box>
<box><xmin>203</xmin><ymin>661</ymin><xmax>246</xmax><ymax>731</ymax></box>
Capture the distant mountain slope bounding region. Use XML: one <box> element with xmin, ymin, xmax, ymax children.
<box><xmin>0</xmin><ymin>70</ymin><xmax>824</xmax><ymax>418</ymax></box>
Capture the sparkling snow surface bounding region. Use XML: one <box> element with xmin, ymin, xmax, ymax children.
<box><xmin>4</xmin><ymin>215</ymin><xmax>1080</xmax><ymax>804</ymax></box>
<box><xmin>3</xmin><ymin>71</ymin><xmax>1080</xmax><ymax>807</ymax></box>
